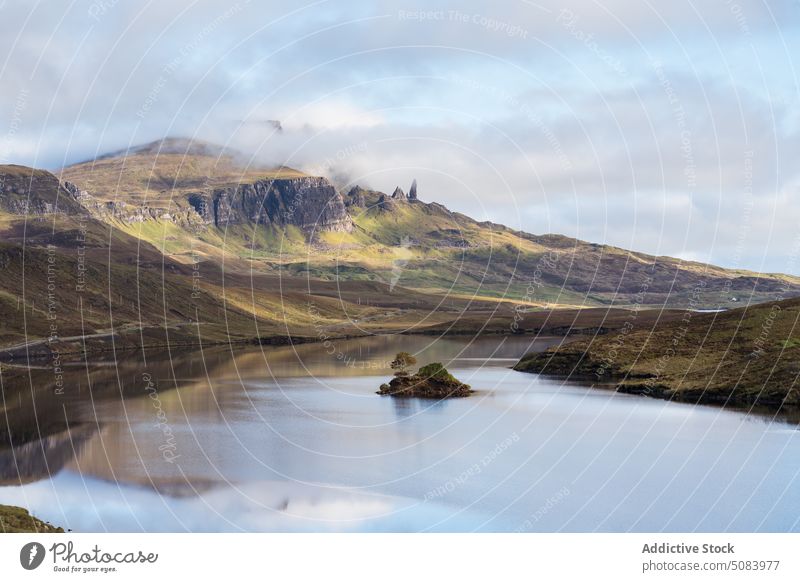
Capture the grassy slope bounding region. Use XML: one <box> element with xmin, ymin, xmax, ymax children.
<box><xmin>0</xmin><ymin>209</ymin><xmax>517</xmax><ymax>355</ymax></box>
<box><xmin>0</xmin><ymin>214</ymin><xmax>482</xmax><ymax>354</ymax></box>
<box><xmin>0</xmin><ymin>504</ymin><xmax>63</xmax><ymax>533</ymax></box>
<box><xmin>340</xmin><ymin>192</ymin><xmax>800</xmax><ymax>308</ymax></box>
<box><xmin>0</xmin><ymin>214</ymin><xmax>268</xmax><ymax>347</ymax></box>
<box><xmin>515</xmin><ymin>297</ymin><xmax>800</xmax><ymax>408</ymax></box>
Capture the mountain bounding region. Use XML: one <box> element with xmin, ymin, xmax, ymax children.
<box><xmin>0</xmin><ymin>158</ymin><xmax>511</xmax><ymax>356</ymax></box>
<box><xmin>514</xmin><ymin>296</ymin><xmax>800</xmax><ymax>409</ymax></box>
<box><xmin>0</xmin><ymin>136</ymin><xmax>799</xmax><ymax>357</ymax></box>
<box><xmin>58</xmin><ymin>137</ymin><xmax>800</xmax><ymax>308</ymax></box>
<box><xmin>59</xmin><ymin>137</ymin><xmax>333</xmax><ymax>228</ymax></box>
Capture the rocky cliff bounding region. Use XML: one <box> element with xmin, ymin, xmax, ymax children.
<box><xmin>190</xmin><ymin>176</ymin><xmax>353</xmax><ymax>232</ymax></box>
<box><xmin>0</xmin><ymin>165</ymin><xmax>85</xmax><ymax>216</ymax></box>
<box><xmin>345</xmin><ymin>181</ymin><xmax>419</xmax><ymax>212</ymax></box>
<box><xmin>57</xmin><ymin>139</ymin><xmax>353</xmax><ymax>235</ymax></box>
<box><xmin>60</xmin><ymin>171</ymin><xmax>353</xmax><ymax>234</ymax></box>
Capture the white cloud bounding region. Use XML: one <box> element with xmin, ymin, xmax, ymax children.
<box><xmin>0</xmin><ymin>0</ymin><xmax>798</xmax><ymax>272</ymax></box>
<box><xmin>278</xmin><ymin>100</ymin><xmax>385</xmax><ymax>130</ymax></box>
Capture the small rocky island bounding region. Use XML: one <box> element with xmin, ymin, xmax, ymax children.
<box><xmin>378</xmin><ymin>352</ymin><xmax>472</xmax><ymax>398</ymax></box>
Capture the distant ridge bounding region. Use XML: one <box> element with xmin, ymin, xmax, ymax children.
<box><xmin>5</xmin><ymin>136</ymin><xmax>799</xmax><ymax>314</ymax></box>
<box><xmin>90</xmin><ymin>137</ymin><xmax>235</xmax><ymax>163</ymax></box>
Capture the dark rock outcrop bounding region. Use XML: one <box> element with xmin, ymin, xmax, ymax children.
<box><xmin>62</xmin><ymin>171</ymin><xmax>353</xmax><ymax>233</ymax></box>
<box><xmin>209</xmin><ymin>176</ymin><xmax>352</xmax><ymax>232</ymax></box>
<box><xmin>344</xmin><ymin>185</ymin><xmax>367</xmax><ymax>208</ymax></box>
<box><xmin>391</xmin><ymin>186</ymin><xmax>406</xmax><ymax>201</ymax></box>
<box><xmin>408</xmin><ymin>179</ymin><xmax>417</xmax><ymax>200</ymax></box>
<box><xmin>65</xmin><ymin>181</ymin><xmax>204</xmax><ymax>225</ymax></box>
<box><xmin>0</xmin><ymin>166</ymin><xmax>86</xmax><ymax>216</ymax></box>
<box><xmin>377</xmin><ymin>193</ymin><xmax>396</xmax><ymax>211</ymax></box>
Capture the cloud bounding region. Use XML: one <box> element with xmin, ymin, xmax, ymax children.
<box><xmin>0</xmin><ymin>0</ymin><xmax>798</xmax><ymax>272</ymax></box>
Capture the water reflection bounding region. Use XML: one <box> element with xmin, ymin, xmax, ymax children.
<box><xmin>1</xmin><ymin>336</ymin><xmax>547</xmax><ymax>489</ymax></box>
<box><xmin>0</xmin><ymin>334</ymin><xmax>798</xmax><ymax>532</ymax></box>
<box><xmin>0</xmin><ymin>424</ymin><xmax>98</xmax><ymax>485</ymax></box>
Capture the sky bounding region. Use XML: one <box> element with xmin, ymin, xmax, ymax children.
<box><xmin>1</xmin><ymin>0</ymin><xmax>799</xmax><ymax>273</ymax></box>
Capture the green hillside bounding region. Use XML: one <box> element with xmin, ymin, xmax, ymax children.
<box><xmin>515</xmin><ymin>297</ymin><xmax>800</xmax><ymax>408</ymax></box>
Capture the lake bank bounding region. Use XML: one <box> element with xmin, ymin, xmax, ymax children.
<box><xmin>0</xmin><ymin>504</ymin><xmax>63</xmax><ymax>533</ymax></box>
<box><xmin>514</xmin><ymin>298</ymin><xmax>800</xmax><ymax>411</ymax></box>
<box><xmin>0</xmin><ymin>305</ymin><xmax>691</xmax><ymax>365</ymax></box>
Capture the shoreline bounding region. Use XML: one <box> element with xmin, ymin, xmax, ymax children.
<box><xmin>0</xmin><ymin>308</ymin><xmax>663</xmax><ymax>365</ymax></box>
<box><xmin>0</xmin><ymin>504</ymin><xmax>63</xmax><ymax>533</ymax></box>
<box><xmin>512</xmin><ymin>298</ymin><xmax>800</xmax><ymax>414</ymax></box>
<box><xmin>0</xmin><ymin>328</ymin><xmax>564</xmax><ymax>366</ymax></box>
<box><xmin>520</xmin><ymin>368</ymin><xmax>799</xmax><ymax>417</ymax></box>
<box><xmin>0</xmin><ymin>305</ymin><xmax>696</xmax><ymax>365</ymax></box>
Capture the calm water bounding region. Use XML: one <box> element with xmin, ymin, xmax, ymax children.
<box><xmin>1</xmin><ymin>335</ymin><xmax>798</xmax><ymax>532</ymax></box>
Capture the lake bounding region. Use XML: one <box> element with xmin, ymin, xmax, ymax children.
<box><xmin>1</xmin><ymin>334</ymin><xmax>798</xmax><ymax>532</ymax></box>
